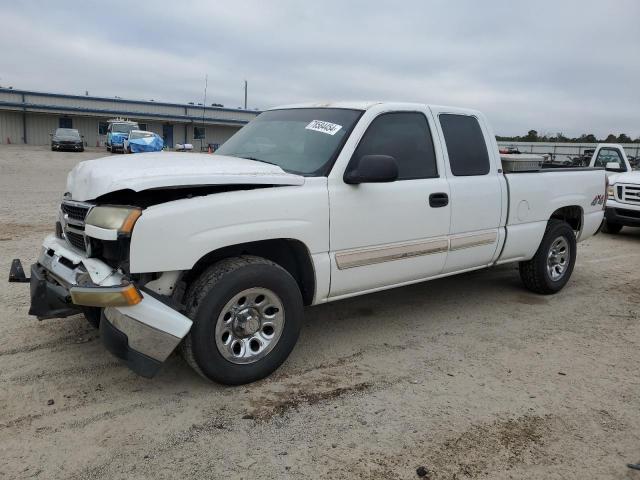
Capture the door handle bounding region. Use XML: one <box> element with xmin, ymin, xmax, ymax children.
<box><xmin>429</xmin><ymin>192</ymin><xmax>449</xmax><ymax>208</ymax></box>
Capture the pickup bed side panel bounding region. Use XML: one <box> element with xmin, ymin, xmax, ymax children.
<box><xmin>128</xmin><ymin>178</ymin><xmax>330</xmax><ymax>284</ymax></box>
<box><xmin>499</xmin><ymin>170</ymin><xmax>604</xmax><ymax>263</ymax></box>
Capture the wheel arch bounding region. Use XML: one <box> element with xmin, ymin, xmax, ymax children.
<box><xmin>183</xmin><ymin>239</ymin><xmax>316</xmax><ymax>306</ymax></box>
<box><xmin>550</xmin><ymin>205</ymin><xmax>583</xmax><ymax>233</ymax></box>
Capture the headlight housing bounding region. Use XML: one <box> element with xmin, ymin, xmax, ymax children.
<box><xmin>85</xmin><ymin>206</ymin><xmax>142</xmax><ymax>234</ymax></box>
<box><xmin>607</xmin><ymin>184</ymin><xmax>615</xmax><ymax>199</ymax></box>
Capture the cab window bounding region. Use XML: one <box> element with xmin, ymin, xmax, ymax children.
<box><xmin>351</xmin><ymin>112</ymin><xmax>438</xmax><ymax>180</ymax></box>
<box><xmin>439</xmin><ymin>114</ymin><xmax>490</xmax><ymax>176</ymax></box>
<box><xmin>594</xmin><ymin>148</ymin><xmax>627</xmax><ymax>171</ymax></box>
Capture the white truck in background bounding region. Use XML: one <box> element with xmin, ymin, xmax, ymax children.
<box><xmin>10</xmin><ymin>102</ymin><xmax>607</xmax><ymax>385</ymax></box>
<box><xmin>580</xmin><ymin>143</ymin><xmax>640</xmax><ymax>233</ymax></box>
<box><xmin>586</xmin><ymin>144</ymin><xmax>640</xmax><ymax>233</ymax></box>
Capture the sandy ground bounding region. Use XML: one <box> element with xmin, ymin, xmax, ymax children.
<box><xmin>1</xmin><ymin>144</ymin><xmax>639</xmax><ymax>479</ymax></box>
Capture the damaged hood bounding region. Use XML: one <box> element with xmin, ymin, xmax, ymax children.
<box><xmin>66</xmin><ymin>152</ymin><xmax>305</xmax><ymax>201</ymax></box>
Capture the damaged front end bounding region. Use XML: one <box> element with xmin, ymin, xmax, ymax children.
<box><xmin>9</xmin><ymin>151</ymin><xmax>306</xmax><ymax>379</ymax></box>
<box><xmin>10</xmin><ymin>235</ymin><xmax>192</xmax><ymax>378</ymax></box>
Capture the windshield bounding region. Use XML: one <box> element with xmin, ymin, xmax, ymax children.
<box><xmin>216</xmin><ymin>108</ymin><xmax>362</xmax><ymax>175</ymax></box>
<box><xmin>112</xmin><ymin>123</ymin><xmax>137</xmax><ymax>133</ymax></box>
<box><xmin>55</xmin><ymin>128</ymin><xmax>80</xmax><ymax>137</ymax></box>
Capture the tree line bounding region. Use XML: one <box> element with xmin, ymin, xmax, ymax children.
<box><xmin>496</xmin><ymin>130</ymin><xmax>640</xmax><ymax>144</ymax></box>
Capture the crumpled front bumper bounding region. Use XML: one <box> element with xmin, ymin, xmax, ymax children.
<box><xmin>14</xmin><ymin>235</ymin><xmax>192</xmax><ymax>378</ymax></box>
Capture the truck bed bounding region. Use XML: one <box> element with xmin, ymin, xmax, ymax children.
<box><xmin>497</xmin><ymin>168</ymin><xmax>605</xmax><ymax>264</ymax></box>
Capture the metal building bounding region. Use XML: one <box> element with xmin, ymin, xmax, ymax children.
<box><xmin>0</xmin><ymin>87</ymin><xmax>260</xmax><ymax>149</ymax></box>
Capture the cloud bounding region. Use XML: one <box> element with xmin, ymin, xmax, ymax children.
<box><xmin>0</xmin><ymin>0</ymin><xmax>638</xmax><ymax>137</ymax></box>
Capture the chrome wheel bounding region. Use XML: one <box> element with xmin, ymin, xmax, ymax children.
<box><xmin>214</xmin><ymin>287</ymin><xmax>285</xmax><ymax>364</ymax></box>
<box><xmin>547</xmin><ymin>236</ymin><xmax>570</xmax><ymax>281</ymax></box>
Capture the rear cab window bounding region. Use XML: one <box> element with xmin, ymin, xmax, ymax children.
<box><xmin>439</xmin><ymin>114</ymin><xmax>490</xmax><ymax>176</ymax></box>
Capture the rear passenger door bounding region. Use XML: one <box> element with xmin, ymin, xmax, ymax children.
<box><xmin>430</xmin><ymin>108</ymin><xmax>503</xmax><ymax>273</ymax></box>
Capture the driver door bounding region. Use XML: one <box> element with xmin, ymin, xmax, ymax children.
<box><xmin>328</xmin><ymin>108</ymin><xmax>450</xmax><ymax>298</ymax></box>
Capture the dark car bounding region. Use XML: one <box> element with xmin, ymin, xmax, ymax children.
<box><xmin>51</xmin><ymin>128</ymin><xmax>84</xmax><ymax>152</ymax></box>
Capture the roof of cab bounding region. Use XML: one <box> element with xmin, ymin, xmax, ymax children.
<box><xmin>266</xmin><ymin>102</ymin><xmax>481</xmax><ymax>117</ymax></box>
<box><xmin>268</xmin><ymin>101</ymin><xmax>383</xmax><ymax>111</ymax></box>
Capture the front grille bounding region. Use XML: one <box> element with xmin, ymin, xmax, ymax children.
<box><xmin>60</xmin><ymin>200</ymin><xmax>93</xmax><ymax>253</ymax></box>
<box><xmin>620</xmin><ymin>184</ymin><xmax>640</xmax><ymax>204</ymax></box>
<box><xmin>61</xmin><ymin>201</ymin><xmax>91</xmax><ymax>222</ymax></box>
<box><xmin>65</xmin><ymin>230</ymin><xmax>86</xmax><ymax>251</ymax></box>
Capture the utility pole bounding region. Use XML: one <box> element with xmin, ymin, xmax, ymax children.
<box><xmin>202</xmin><ymin>74</ymin><xmax>208</xmax><ymax>152</ymax></box>
<box><xmin>244</xmin><ymin>80</ymin><xmax>247</xmax><ymax>110</ymax></box>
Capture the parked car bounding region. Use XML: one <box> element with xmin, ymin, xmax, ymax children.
<box><xmin>106</xmin><ymin>119</ymin><xmax>139</xmax><ymax>153</ymax></box>
<box><xmin>50</xmin><ymin>128</ymin><xmax>84</xmax><ymax>152</ymax></box>
<box><xmin>498</xmin><ymin>146</ymin><xmax>521</xmax><ymax>154</ymax></box>
<box><xmin>124</xmin><ymin>130</ymin><xmax>164</xmax><ymax>153</ymax></box>
<box><xmin>10</xmin><ymin>102</ymin><xmax>606</xmax><ymax>385</ymax></box>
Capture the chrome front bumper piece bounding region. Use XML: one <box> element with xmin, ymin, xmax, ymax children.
<box><xmin>17</xmin><ymin>235</ymin><xmax>192</xmax><ymax>378</ymax></box>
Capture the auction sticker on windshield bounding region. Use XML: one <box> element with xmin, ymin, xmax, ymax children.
<box><xmin>305</xmin><ymin>120</ymin><xmax>343</xmax><ymax>135</ymax></box>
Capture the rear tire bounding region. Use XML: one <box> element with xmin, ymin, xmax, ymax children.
<box><xmin>180</xmin><ymin>255</ymin><xmax>303</xmax><ymax>385</ymax></box>
<box><xmin>519</xmin><ymin>219</ymin><xmax>577</xmax><ymax>294</ymax></box>
<box><xmin>601</xmin><ymin>221</ymin><xmax>623</xmax><ymax>234</ymax></box>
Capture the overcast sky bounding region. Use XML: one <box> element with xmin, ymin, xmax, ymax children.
<box><xmin>1</xmin><ymin>0</ymin><xmax>639</xmax><ymax>137</ymax></box>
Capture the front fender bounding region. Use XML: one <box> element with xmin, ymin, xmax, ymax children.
<box><xmin>128</xmin><ymin>178</ymin><xmax>329</xmax><ymax>273</ymax></box>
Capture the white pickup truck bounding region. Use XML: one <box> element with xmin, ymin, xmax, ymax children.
<box><xmin>10</xmin><ymin>102</ymin><xmax>607</xmax><ymax>384</ymax></box>
<box><xmin>586</xmin><ymin>144</ymin><xmax>640</xmax><ymax>233</ymax></box>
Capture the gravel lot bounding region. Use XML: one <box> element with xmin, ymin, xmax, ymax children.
<box><xmin>1</xmin><ymin>145</ymin><xmax>639</xmax><ymax>479</ymax></box>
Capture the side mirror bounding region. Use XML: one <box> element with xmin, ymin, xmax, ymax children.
<box><xmin>344</xmin><ymin>155</ymin><xmax>398</xmax><ymax>184</ymax></box>
<box><xmin>605</xmin><ymin>162</ymin><xmax>622</xmax><ymax>172</ymax></box>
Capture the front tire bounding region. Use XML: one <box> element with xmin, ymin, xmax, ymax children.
<box><xmin>601</xmin><ymin>221</ymin><xmax>623</xmax><ymax>234</ymax></box>
<box><xmin>519</xmin><ymin>219</ymin><xmax>577</xmax><ymax>294</ymax></box>
<box><xmin>181</xmin><ymin>256</ymin><xmax>303</xmax><ymax>385</ymax></box>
